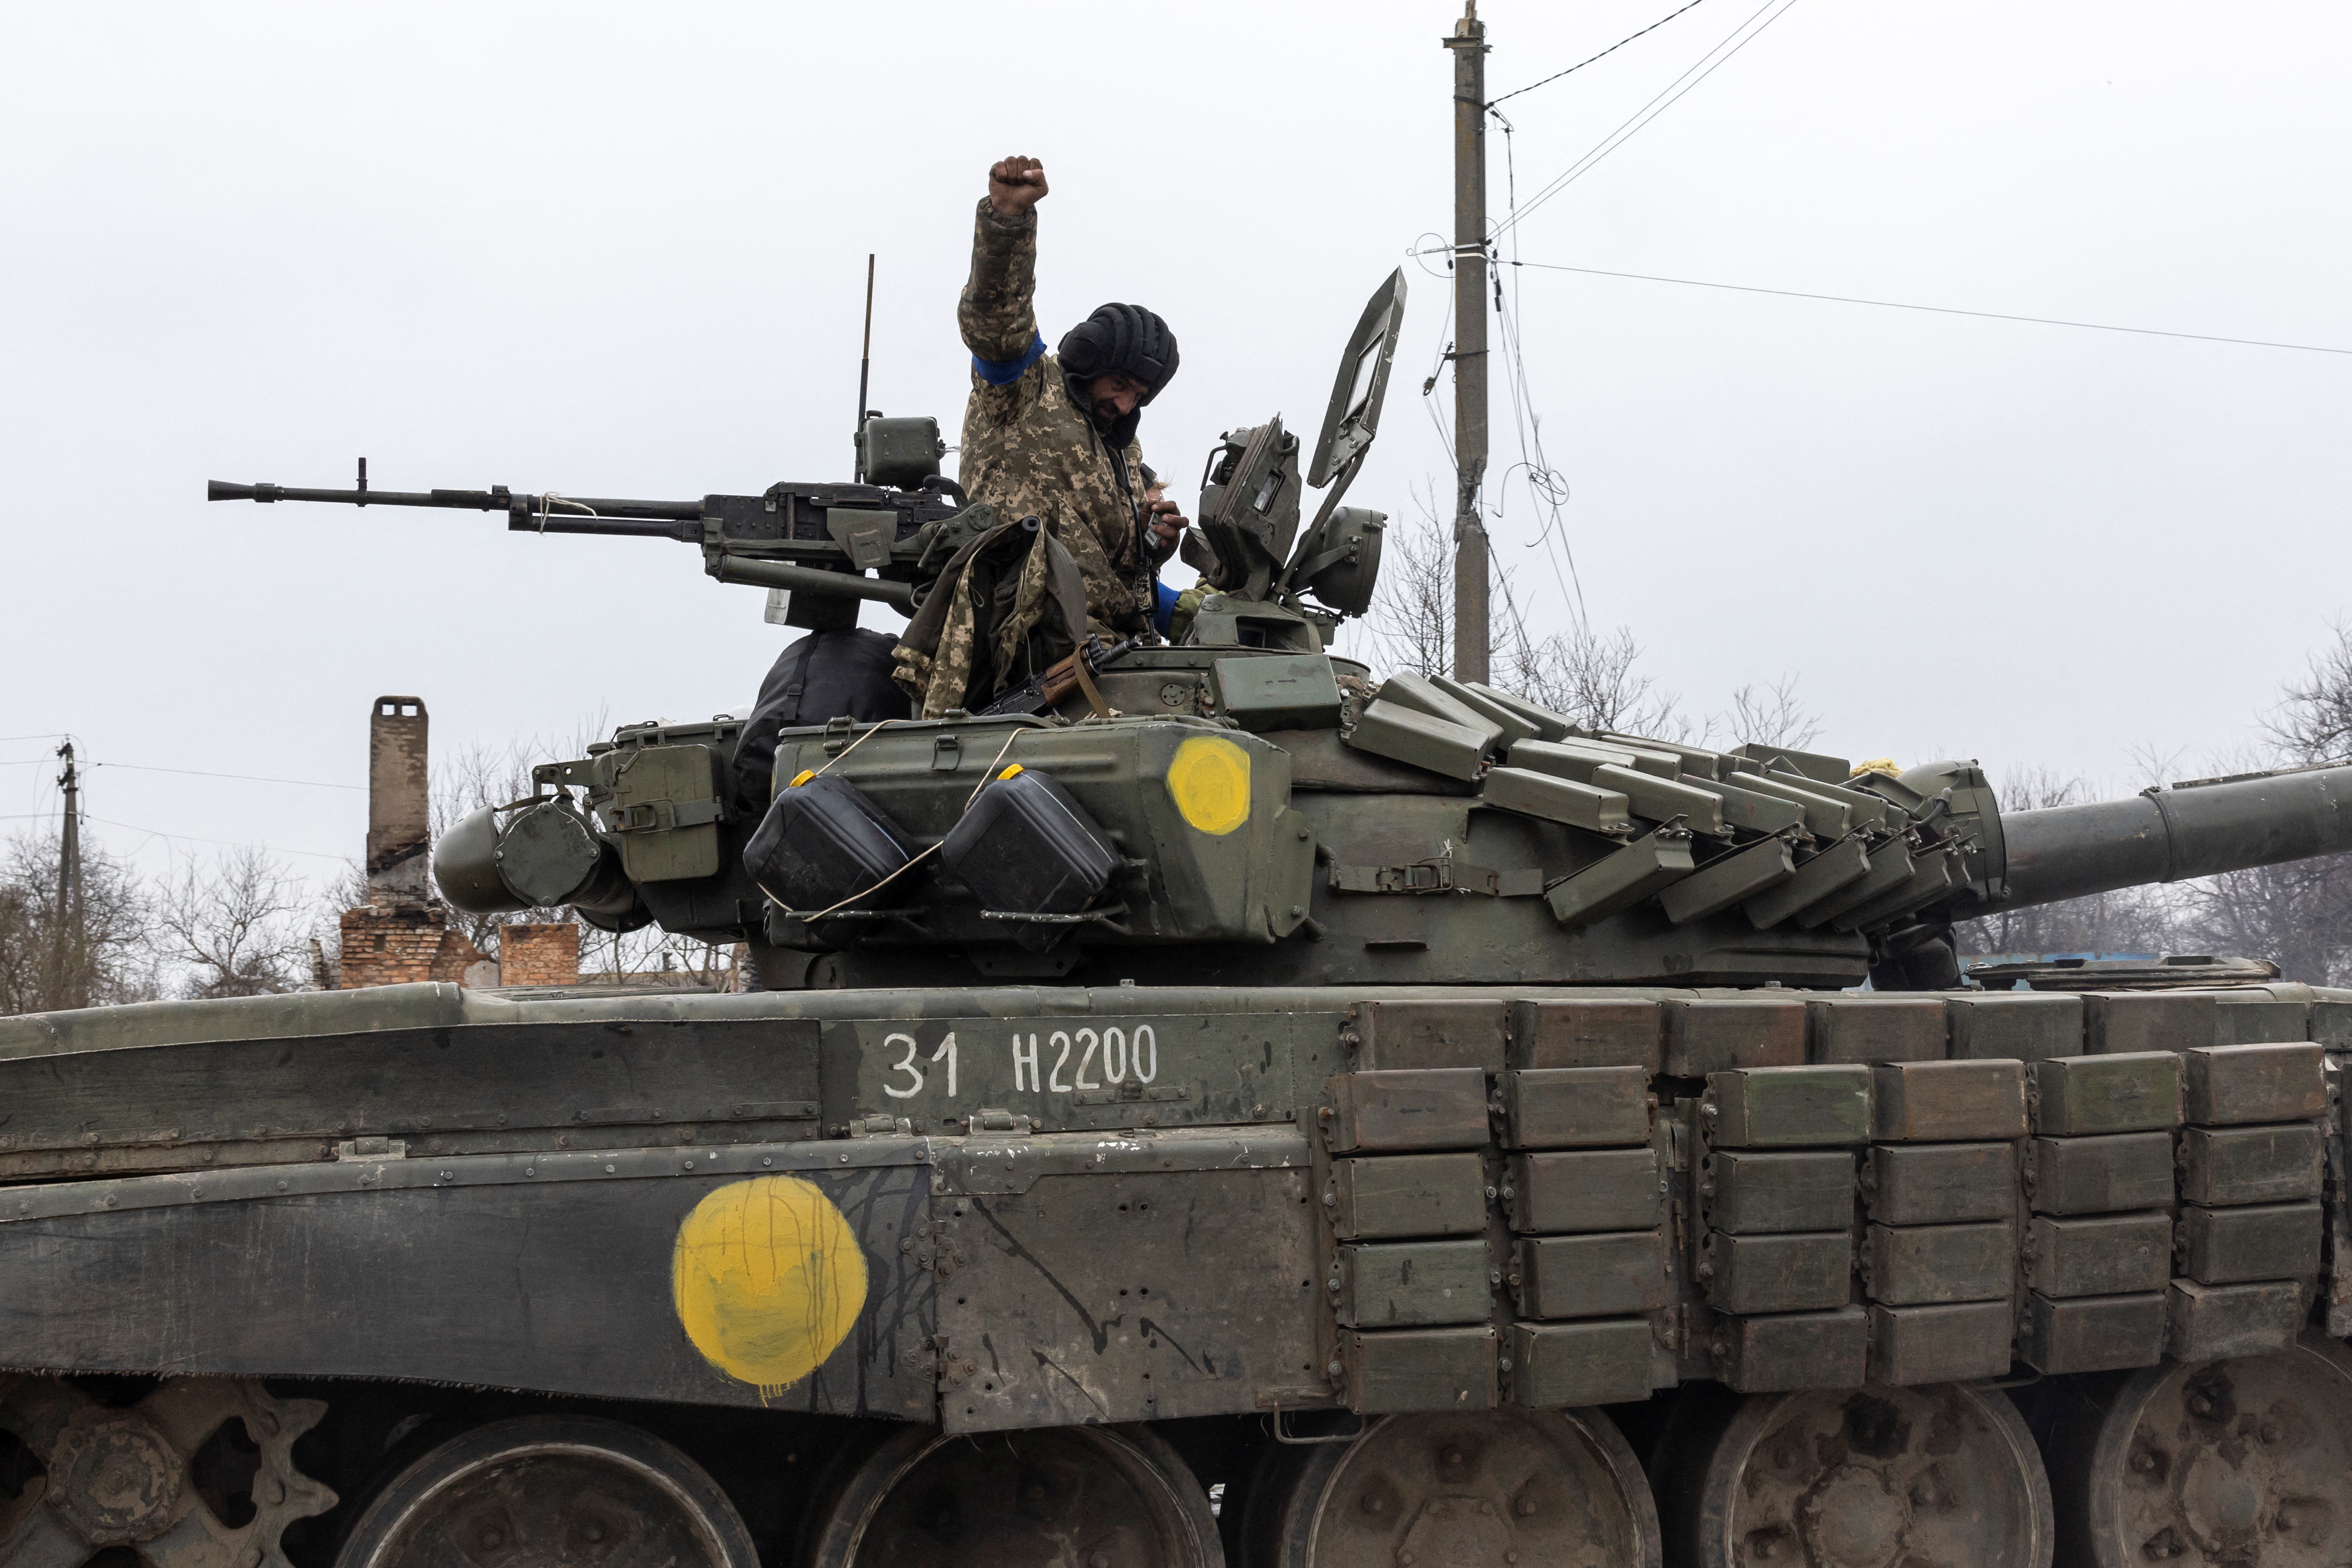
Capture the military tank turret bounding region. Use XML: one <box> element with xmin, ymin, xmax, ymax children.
<box><xmin>9</xmin><ymin>270</ymin><xmax>2352</xmax><ymax>1568</ymax></box>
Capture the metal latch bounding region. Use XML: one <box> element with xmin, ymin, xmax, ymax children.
<box><xmin>335</xmin><ymin>1136</ymin><xmax>407</xmax><ymax>1160</ymax></box>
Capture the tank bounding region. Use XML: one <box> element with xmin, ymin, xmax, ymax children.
<box><xmin>12</xmin><ymin>275</ymin><xmax>2352</xmax><ymax>1568</ymax></box>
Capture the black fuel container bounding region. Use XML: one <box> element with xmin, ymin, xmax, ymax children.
<box><xmin>743</xmin><ymin>771</ymin><xmax>914</xmax><ymax>946</ymax></box>
<box><xmin>940</xmin><ymin>764</ymin><xmax>1120</xmax><ymax>950</ymax></box>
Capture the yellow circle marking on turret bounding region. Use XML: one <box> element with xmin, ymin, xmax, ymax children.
<box><xmin>1168</xmin><ymin>734</ymin><xmax>1252</xmax><ymax>835</ymax></box>
<box><xmin>671</xmin><ymin>1176</ymin><xmax>867</xmax><ymax>1399</ymax></box>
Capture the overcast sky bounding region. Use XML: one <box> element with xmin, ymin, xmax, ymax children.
<box><xmin>4</xmin><ymin>1</ymin><xmax>2347</xmax><ymax>896</ymax></box>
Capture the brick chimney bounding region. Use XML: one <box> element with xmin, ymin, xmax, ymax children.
<box><xmin>367</xmin><ymin>696</ymin><xmax>432</xmax><ymax>908</ymax></box>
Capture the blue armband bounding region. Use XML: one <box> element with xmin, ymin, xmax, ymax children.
<box><xmin>972</xmin><ymin>333</ymin><xmax>1048</xmax><ymax>386</ymax></box>
<box><xmin>1152</xmin><ymin>579</ymin><xmax>1180</xmax><ymax>637</ymax></box>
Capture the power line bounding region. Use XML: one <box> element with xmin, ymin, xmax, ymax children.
<box><xmin>82</xmin><ymin>815</ymin><xmax>354</xmax><ymax>863</ymax></box>
<box><xmin>1488</xmin><ymin>0</ymin><xmax>1712</xmax><ymax>108</ymax></box>
<box><xmin>1491</xmin><ymin>0</ymin><xmax>1802</xmax><ymax>244</ymax></box>
<box><xmin>1504</xmin><ymin>260</ymin><xmax>2352</xmax><ymax>356</ymax></box>
<box><xmin>93</xmin><ymin>761</ymin><xmax>365</xmax><ymax>791</ymax></box>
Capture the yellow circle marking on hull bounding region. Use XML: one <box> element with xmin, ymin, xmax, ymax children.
<box><xmin>671</xmin><ymin>1175</ymin><xmax>867</xmax><ymax>1399</ymax></box>
<box><xmin>1168</xmin><ymin>734</ymin><xmax>1251</xmax><ymax>835</ymax></box>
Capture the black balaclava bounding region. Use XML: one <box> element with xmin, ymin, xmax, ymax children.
<box><xmin>1058</xmin><ymin>303</ymin><xmax>1179</xmax><ymax>445</ymax></box>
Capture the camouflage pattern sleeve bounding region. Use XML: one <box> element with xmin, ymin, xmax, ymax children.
<box><xmin>959</xmin><ymin>198</ymin><xmax>1040</xmax><ymax>364</ymax></box>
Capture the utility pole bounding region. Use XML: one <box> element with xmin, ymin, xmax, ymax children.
<box><xmin>53</xmin><ymin>741</ymin><xmax>82</xmax><ymax>1008</ymax></box>
<box><xmin>1446</xmin><ymin>1</ymin><xmax>1492</xmax><ymax>682</ymax></box>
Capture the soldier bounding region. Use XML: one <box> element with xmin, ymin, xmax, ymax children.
<box><xmin>893</xmin><ymin>154</ymin><xmax>1190</xmax><ymax>715</ymax></box>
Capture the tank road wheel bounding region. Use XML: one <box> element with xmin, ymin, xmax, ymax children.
<box><xmin>332</xmin><ymin>1415</ymin><xmax>755</xmax><ymax>1568</ymax></box>
<box><xmin>1659</xmin><ymin>1383</ymin><xmax>2052</xmax><ymax>1568</ymax></box>
<box><xmin>1239</xmin><ymin>1408</ymin><xmax>1659</xmax><ymax>1568</ymax></box>
<box><xmin>0</xmin><ymin>1373</ymin><xmax>337</xmax><ymax>1568</ymax></box>
<box><xmin>805</xmin><ymin>1422</ymin><xmax>1223</xmax><ymax>1568</ymax></box>
<box><xmin>2050</xmin><ymin>1330</ymin><xmax>2352</xmax><ymax>1567</ymax></box>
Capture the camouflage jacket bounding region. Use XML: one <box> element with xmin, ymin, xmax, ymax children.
<box><xmin>892</xmin><ymin>200</ymin><xmax>1154</xmax><ymax>715</ymax></box>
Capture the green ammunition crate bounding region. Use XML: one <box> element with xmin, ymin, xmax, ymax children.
<box><xmin>1945</xmin><ymin>991</ymin><xmax>2084</xmax><ymax>1062</ymax></box>
<box><xmin>2026</xmin><ymin>1131</ymin><xmax>2178</xmax><ymax>1215</ymax></box>
<box><xmin>1334</xmin><ymin>1239</ymin><xmax>1492</xmax><ymax>1327</ymax></box>
<box><xmin>1329</xmin><ymin>1152</ymin><xmax>1491</xmax><ymax>1240</ymax></box>
<box><xmin>1348</xmin><ymin>999</ymin><xmax>1508</xmax><ymax>1071</ymax></box>
<box><xmin>1323</xmin><ymin>1069</ymin><xmax>1491</xmax><ymax>1153</ymax></box>
<box><xmin>1213</xmin><ymin>653</ymin><xmax>1343</xmax><ymax>731</ymax></box>
<box><xmin>2031</xmin><ymin>1053</ymin><xmax>2183</xmax><ymax>1136</ymax></box>
<box><xmin>2083</xmin><ymin>991</ymin><xmax>2217</xmax><ymax>1056</ymax></box>
<box><xmin>1663</xmin><ymin>997</ymin><xmax>1807</xmax><ymax>1077</ymax></box>
<box><xmin>1711</xmin><ymin>1305</ymin><xmax>1868</xmax><ymax>1393</ymax></box>
<box><xmin>1867</xmin><ymin>1300</ymin><xmax>2016</xmax><ymax>1385</ymax></box>
<box><xmin>1508</xmin><ymin>998</ymin><xmax>1662</xmax><ymax>1074</ymax></box>
<box><xmin>2181</xmin><ymin>1043</ymin><xmax>2327</xmax><ymax>1126</ymax></box>
<box><xmin>2019</xmin><ymin>1291</ymin><xmax>2168</xmax><ymax>1375</ymax></box>
<box><xmin>1864</xmin><ymin>1143</ymin><xmax>2016</xmax><ymax>1227</ymax></box>
<box><xmin>1704</xmin><ymin>1230</ymin><xmax>1854</xmax><ymax>1315</ymax></box>
<box><xmin>1514</xmin><ymin>1232</ymin><xmax>1666</xmax><ymax>1319</ymax></box>
<box><xmin>2024</xmin><ymin>1211</ymin><xmax>2172</xmax><ymax>1298</ymax></box>
<box><xmin>1864</xmin><ymin>1220</ymin><xmax>2016</xmax><ymax>1306</ymax></box>
<box><xmin>1806</xmin><ymin>996</ymin><xmax>1946</xmax><ymax>1065</ymax></box>
<box><xmin>1709</xmin><ymin>1149</ymin><xmax>1857</xmax><ymax>1234</ymax></box>
<box><xmin>1871</xmin><ymin>1059</ymin><xmax>2029</xmax><ymax>1143</ymax></box>
<box><xmin>2166</xmin><ymin>1278</ymin><xmax>2305</xmax><ymax>1361</ymax></box>
<box><xmin>2176</xmin><ymin>1201</ymin><xmax>2323</xmax><ymax>1285</ymax></box>
<box><xmin>1506</xmin><ymin>1149</ymin><xmax>1661</xmax><ymax>1235</ymax></box>
<box><xmin>1707</xmin><ymin>1065</ymin><xmax>1871</xmax><ymax>1148</ymax></box>
<box><xmin>1343</xmin><ymin>1327</ymin><xmax>1498</xmax><ymax>1414</ymax></box>
<box><xmin>2175</xmin><ymin>1123</ymin><xmax>2324</xmax><ymax>1207</ymax></box>
<box><xmin>1505</xmin><ymin>1319</ymin><xmax>1655</xmax><ymax>1408</ymax></box>
<box><xmin>1499</xmin><ymin>1066</ymin><xmax>1652</xmax><ymax>1150</ymax></box>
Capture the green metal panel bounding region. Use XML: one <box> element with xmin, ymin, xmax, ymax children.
<box><xmin>1658</xmin><ymin>837</ymin><xmax>1796</xmax><ymax>926</ymax></box>
<box><xmin>1871</xmin><ymin>1059</ymin><xmax>2029</xmax><ymax>1143</ymax></box>
<box><xmin>2083</xmin><ymin>991</ymin><xmax>2217</xmax><ymax>1056</ymax></box>
<box><xmin>2025</xmin><ymin>1211</ymin><xmax>2173</xmax><ymax>1297</ymax></box>
<box><xmin>1864</xmin><ymin>1142</ymin><xmax>2015</xmax><ymax>1227</ymax></box>
<box><xmin>1709</xmin><ymin>1149</ymin><xmax>1857</xmax><ymax>1235</ymax></box>
<box><xmin>1863</xmin><ymin>1220</ymin><xmax>2016</xmax><ymax>1306</ymax></box>
<box><xmin>602</xmin><ymin>742</ymin><xmax>724</xmax><ymax>882</ymax></box>
<box><xmin>2176</xmin><ymin>1200</ymin><xmax>2323</xmax><ymax>1285</ymax></box>
<box><xmin>2181</xmin><ymin>1043</ymin><xmax>2327</xmax><ymax>1125</ymax></box>
<box><xmin>1662</xmin><ymin>997</ymin><xmax>1808</xmax><ymax>1078</ymax></box>
<box><xmin>2031</xmin><ymin>1053</ymin><xmax>2183</xmax><ymax>1136</ymax></box>
<box><xmin>1707</xmin><ymin>1065</ymin><xmax>1871</xmax><ymax>1148</ymax></box>
<box><xmin>2208</xmin><ymin>995</ymin><xmax>2310</xmax><ymax>1046</ymax></box>
<box><xmin>1508</xmin><ymin>998</ymin><xmax>1661</xmax><ymax>1073</ymax></box>
<box><xmin>2166</xmin><ymin>1278</ymin><xmax>2304</xmax><ymax>1361</ymax></box>
<box><xmin>1507</xmin><ymin>1149</ymin><xmax>1661</xmax><ymax>1235</ymax></box>
<box><xmin>1214</xmin><ymin>654</ymin><xmax>1343</xmax><ymax>732</ymax></box>
<box><xmin>2019</xmin><ymin>1290</ymin><xmax>2168</xmax><ymax>1375</ymax></box>
<box><xmin>1515</xmin><ymin>1231</ymin><xmax>1666</xmax><ymax>1318</ymax></box>
<box><xmin>1345</xmin><ymin>699</ymin><xmax>1488</xmax><ymax>780</ymax></box>
<box><xmin>1499</xmin><ymin>1066</ymin><xmax>1652</xmax><ymax>1150</ymax></box>
<box><xmin>2176</xmin><ymin>1123</ymin><xmax>2324</xmax><ymax>1206</ymax></box>
<box><xmin>1479</xmin><ymin>765</ymin><xmax>1632</xmax><ymax>836</ymax></box>
<box><xmin>1805</xmin><ymin>996</ymin><xmax>1945</xmax><ymax>1065</ymax></box>
<box><xmin>1335</xmin><ymin>1239</ymin><xmax>1492</xmax><ymax>1327</ymax></box>
<box><xmin>1505</xmin><ymin>1319</ymin><xmax>1655</xmax><ymax>1407</ymax></box>
<box><xmin>1945</xmin><ymin>992</ymin><xmax>2085</xmax><ymax>1062</ymax></box>
<box><xmin>1323</xmin><ymin>1069</ymin><xmax>1491</xmax><ymax>1153</ymax></box>
<box><xmin>1342</xmin><ymin>1327</ymin><xmax>1497</xmax><ymax>1414</ymax></box>
<box><xmin>1703</xmin><ymin>1230</ymin><xmax>1853</xmax><ymax>1314</ymax></box>
<box><xmin>1867</xmin><ymin>1300</ymin><xmax>2015</xmax><ymax>1386</ymax></box>
<box><xmin>2026</xmin><ymin>1131</ymin><xmax>2179</xmax><ymax>1215</ymax></box>
<box><xmin>1330</xmin><ymin>1152</ymin><xmax>1491</xmax><ymax>1240</ymax></box>
<box><xmin>1710</xmin><ymin>1305</ymin><xmax>1868</xmax><ymax>1393</ymax></box>
<box><xmin>1348</xmin><ymin>998</ymin><xmax>1508</xmax><ymax>1071</ymax></box>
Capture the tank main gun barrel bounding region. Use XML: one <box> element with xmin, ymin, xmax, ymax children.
<box><xmin>1983</xmin><ymin>760</ymin><xmax>2352</xmax><ymax>912</ymax></box>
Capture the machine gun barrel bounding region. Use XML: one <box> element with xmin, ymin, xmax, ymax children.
<box><xmin>207</xmin><ymin>478</ymin><xmax>703</xmax><ymax>533</ymax></box>
<box><xmin>1986</xmin><ymin>760</ymin><xmax>2352</xmax><ymax>911</ymax></box>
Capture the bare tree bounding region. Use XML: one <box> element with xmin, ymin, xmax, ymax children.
<box><xmin>1955</xmin><ymin>768</ymin><xmax>2182</xmax><ymax>960</ymax></box>
<box><xmin>154</xmin><ymin>846</ymin><xmax>313</xmax><ymax>999</ymax></box>
<box><xmin>0</xmin><ymin>831</ymin><xmax>159</xmax><ymax>1014</ymax></box>
<box><xmin>2264</xmin><ymin>619</ymin><xmax>2352</xmax><ymax>765</ymax></box>
<box><xmin>1502</xmin><ymin>624</ymin><xmax>1691</xmax><ymax>742</ymax></box>
<box><xmin>1717</xmin><ymin>677</ymin><xmax>1821</xmax><ymax>751</ymax></box>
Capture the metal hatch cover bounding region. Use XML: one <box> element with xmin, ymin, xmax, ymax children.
<box><xmin>1306</xmin><ymin>267</ymin><xmax>1408</xmax><ymax>489</ymax></box>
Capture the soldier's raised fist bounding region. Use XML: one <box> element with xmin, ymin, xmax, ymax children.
<box><xmin>988</xmin><ymin>155</ymin><xmax>1048</xmax><ymax>218</ymax></box>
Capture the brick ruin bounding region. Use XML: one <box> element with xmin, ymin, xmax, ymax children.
<box><xmin>335</xmin><ymin>696</ymin><xmax>579</xmax><ymax>989</ymax></box>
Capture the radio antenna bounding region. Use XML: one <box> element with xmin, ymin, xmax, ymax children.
<box><xmin>853</xmin><ymin>253</ymin><xmax>877</xmax><ymax>480</ymax></box>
